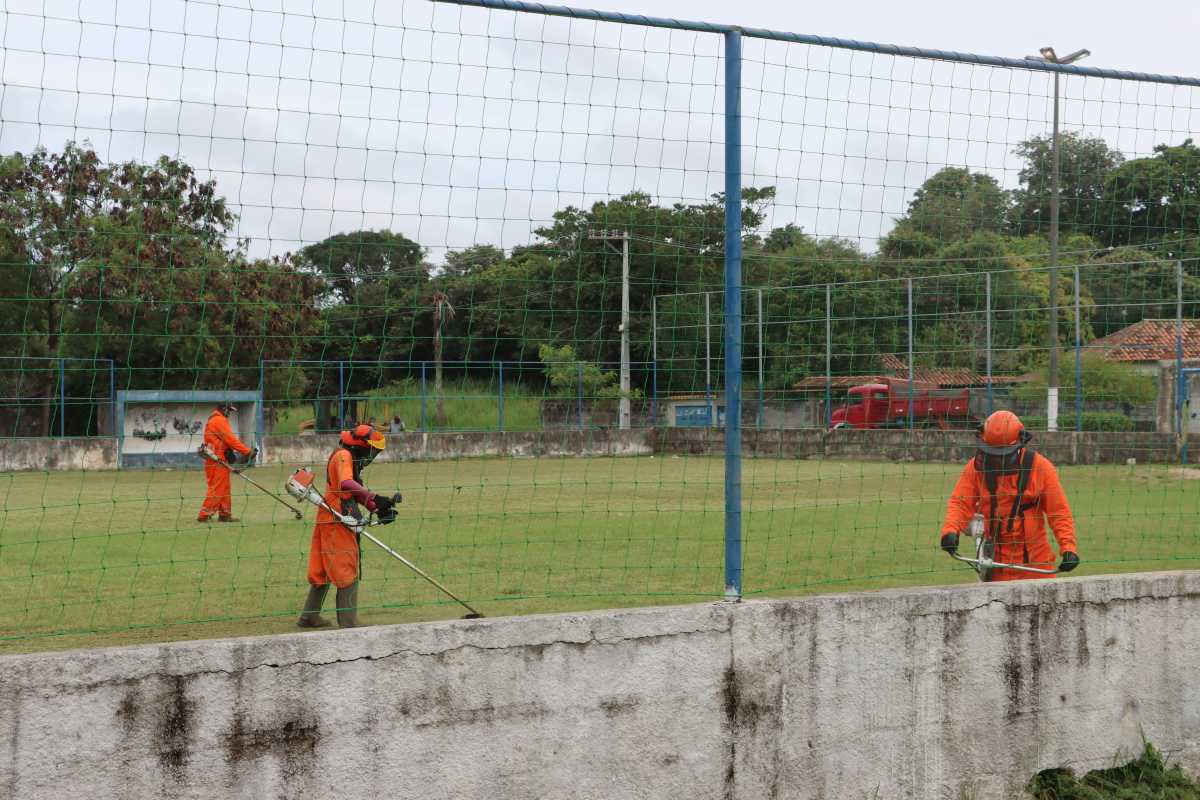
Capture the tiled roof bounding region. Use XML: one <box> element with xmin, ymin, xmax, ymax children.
<box><xmin>1089</xmin><ymin>319</ymin><xmax>1200</xmax><ymax>362</ymax></box>
<box><xmin>878</xmin><ymin>354</ymin><xmax>1028</xmax><ymax>386</ymax></box>
<box><xmin>791</xmin><ymin>371</ymin><xmax>1028</xmax><ymax>391</ymax></box>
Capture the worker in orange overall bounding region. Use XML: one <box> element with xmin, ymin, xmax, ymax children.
<box><xmin>298</xmin><ymin>424</ymin><xmax>395</xmax><ymax>629</ymax></box>
<box><xmin>940</xmin><ymin>410</ymin><xmax>1079</xmax><ymax>581</ymax></box>
<box><xmin>197</xmin><ymin>402</ymin><xmax>255</xmax><ymax>522</ymax></box>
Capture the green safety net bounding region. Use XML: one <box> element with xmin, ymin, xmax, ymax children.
<box><xmin>0</xmin><ymin>1</ymin><xmax>1198</xmax><ymax>652</ymax></box>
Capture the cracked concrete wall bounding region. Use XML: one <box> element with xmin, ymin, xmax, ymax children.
<box><xmin>3</xmin><ymin>572</ymin><xmax>1199</xmax><ymax>799</ymax></box>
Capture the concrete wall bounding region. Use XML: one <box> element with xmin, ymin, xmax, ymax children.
<box><xmin>0</xmin><ymin>437</ymin><xmax>118</xmax><ymax>472</ymax></box>
<box><xmin>263</xmin><ymin>429</ymin><xmax>655</xmax><ymax>466</ymax></box>
<box><xmin>3</xmin><ymin>572</ymin><xmax>1199</xmax><ymax>800</ymax></box>
<box><xmin>0</xmin><ymin>427</ymin><xmax>1185</xmax><ymax>472</ymax></box>
<box><xmin>657</xmin><ymin>427</ymin><xmax>1184</xmax><ymax>464</ymax></box>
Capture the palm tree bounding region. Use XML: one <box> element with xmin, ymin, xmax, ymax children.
<box><xmin>431</xmin><ymin>290</ymin><xmax>455</xmax><ymax>427</ymax></box>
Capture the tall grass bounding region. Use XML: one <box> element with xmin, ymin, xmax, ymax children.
<box><xmin>271</xmin><ymin>377</ymin><xmax>546</xmax><ymax>434</ymax></box>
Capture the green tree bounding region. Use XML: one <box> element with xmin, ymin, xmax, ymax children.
<box><xmin>0</xmin><ymin>143</ymin><xmax>244</xmax><ymax>428</ymax></box>
<box><xmin>882</xmin><ymin>167</ymin><xmax>1009</xmax><ymax>251</ymax></box>
<box><xmin>1013</xmin><ymin>354</ymin><xmax>1156</xmax><ymax>407</ymax></box>
<box><xmin>1082</xmin><ymin>247</ymin><xmax>1200</xmax><ymax>338</ymax></box>
<box><xmin>1101</xmin><ymin>139</ymin><xmax>1200</xmax><ymax>246</ymax></box>
<box><xmin>293</xmin><ymin>229</ymin><xmax>425</xmax><ymax>305</ymax></box>
<box><xmin>442</xmin><ymin>244</ymin><xmax>505</xmax><ymax>278</ymax></box>
<box><xmin>1010</xmin><ymin>132</ymin><xmax>1124</xmax><ymax>239</ymax></box>
<box><xmin>539</xmin><ymin>343</ymin><xmax>628</xmax><ymax>399</ymax></box>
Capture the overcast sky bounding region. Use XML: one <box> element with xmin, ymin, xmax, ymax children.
<box><xmin>1</xmin><ymin>0</ymin><xmax>1197</xmax><ymax>260</ymax></box>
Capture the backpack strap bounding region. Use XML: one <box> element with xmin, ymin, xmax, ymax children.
<box><xmin>1005</xmin><ymin>447</ymin><xmax>1036</xmax><ymax>535</ymax></box>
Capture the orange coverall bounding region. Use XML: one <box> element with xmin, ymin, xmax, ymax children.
<box><xmin>198</xmin><ymin>409</ymin><xmax>252</xmax><ymax>521</ymax></box>
<box><xmin>307</xmin><ymin>448</ymin><xmax>361</xmax><ymax>589</ymax></box>
<box><xmin>941</xmin><ymin>451</ymin><xmax>1077</xmax><ymax>581</ymax></box>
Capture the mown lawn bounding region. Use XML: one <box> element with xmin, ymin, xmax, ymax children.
<box><xmin>1</xmin><ymin>455</ymin><xmax>1197</xmax><ymax>653</ymax></box>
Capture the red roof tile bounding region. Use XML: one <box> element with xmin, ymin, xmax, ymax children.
<box><xmin>1089</xmin><ymin>319</ymin><xmax>1200</xmax><ymax>362</ymax></box>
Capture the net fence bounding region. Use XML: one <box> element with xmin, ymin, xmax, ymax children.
<box><xmin>1</xmin><ymin>0</ymin><xmax>1198</xmax><ymax>649</ymax></box>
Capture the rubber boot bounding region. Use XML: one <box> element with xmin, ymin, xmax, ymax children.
<box><xmin>335</xmin><ymin>582</ymin><xmax>361</xmax><ymax>629</ymax></box>
<box><xmin>297</xmin><ymin>584</ymin><xmax>333</xmax><ymax>628</ymax></box>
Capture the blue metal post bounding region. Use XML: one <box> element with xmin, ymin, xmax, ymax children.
<box><xmin>577</xmin><ymin>362</ymin><xmax>584</xmax><ymax>431</ymax></box>
<box><xmin>757</xmin><ymin>288</ymin><xmax>764</xmax><ymax>430</ymax></box>
<box><xmin>907</xmin><ymin>278</ymin><xmax>914</xmax><ymax>430</ymax></box>
<box><xmin>109</xmin><ymin>359</ymin><xmax>117</xmax><ymax>437</ymax></box>
<box><xmin>722</xmin><ymin>29</ymin><xmax>743</xmax><ymax>601</ymax></box>
<box><xmin>338</xmin><ymin>361</ymin><xmax>345</xmax><ymax>428</ymax></box>
<box><xmin>1074</xmin><ymin>267</ymin><xmax>1083</xmax><ymax>431</ymax></box>
<box><xmin>986</xmin><ymin>272</ymin><xmax>994</xmax><ymax>416</ymax></box>
<box><xmin>1177</xmin><ymin>261</ymin><xmax>1185</xmax><ymax>442</ymax></box>
<box><xmin>651</xmin><ymin>295</ymin><xmax>658</xmax><ymax>426</ymax></box>
<box><xmin>498</xmin><ymin>362</ymin><xmax>505</xmax><ymax>432</ymax></box>
<box><xmin>58</xmin><ymin>358</ymin><xmax>66</xmax><ymax>437</ymax></box>
<box><xmin>420</xmin><ymin>362</ymin><xmax>428</xmax><ymax>432</ymax></box>
<box><xmin>651</xmin><ymin>360</ymin><xmax>658</xmax><ymax>426</ymax></box>
<box><xmin>825</xmin><ymin>283</ymin><xmax>832</xmax><ymax>428</ymax></box>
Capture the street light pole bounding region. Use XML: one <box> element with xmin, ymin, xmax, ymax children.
<box><xmin>1026</xmin><ymin>46</ymin><xmax>1089</xmax><ymax>432</ymax></box>
<box><xmin>588</xmin><ymin>228</ymin><xmax>632</xmax><ymax>429</ymax></box>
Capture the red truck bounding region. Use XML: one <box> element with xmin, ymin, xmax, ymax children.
<box><xmin>829</xmin><ymin>379</ymin><xmax>981</xmax><ymax>430</ymax></box>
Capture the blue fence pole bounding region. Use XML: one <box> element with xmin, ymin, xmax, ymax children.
<box><xmin>58</xmin><ymin>358</ymin><xmax>66</xmax><ymax>437</ymax></box>
<box><xmin>258</xmin><ymin>358</ymin><xmax>266</xmax><ymax>448</ymax></box>
<box><xmin>498</xmin><ymin>362</ymin><xmax>505</xmax><ymax>432</ymax></box>
<box><xmin>1177</xmin><ymin>261</ymin><xmax>1185</xmax><ymax>445</ymax></box>
<box><xmin>651</xmin><ymin>360</ymin><xmax>658</xmax><ymax>426</ymax></box>
<box><xmin>338</xmin><ymin>361</ymin><xmax>345</xmax><ymax>428</ymax></box>
<box><xmin>986</xmin><ymin>272</ymin><xmax>994</xmax><ymax>416</ymax></box>
<box><xmin>722</xmin><ymin>28</ymin><xmax>743</xmax><ymax>601</ymax></box>
<box><xmin>825</xmin><ymin>283</ymin><xmax>832</xmax><ymax>428</ymax></box>
<box><xmin>907</xmin><ymin>278</ymin><xmax>914</xmax><ymax>430</ymax></box>
<box><xmin>1074</xmin><ymin>267</ymin><xmax>1083</xmax><ymax>432</ymax></box>
<box><xmin>109</xmin><ymin>359</ymin><xmax>117</xmax><ymax>438</ymax></box>
<box><xmin>420</xmin><ymin>362</ymin><xmax>428</xmax><ymax>432</ymax></box>
<box><xmin>577</xmin><ymin>363</ymin><xmax>584</xmax><ymax>431</ymax></box>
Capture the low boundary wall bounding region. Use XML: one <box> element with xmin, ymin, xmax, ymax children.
<box><xmin>0</xmin><ymin>428</ymin><xmax>1184</xmax><ymax>471</ymax></box>
<box><xmin>3</xmin><ymin>572</ymin><xmax>1199</xmax><ymax>799</ymax></box>
<box><xmin>658</xmin><ymin>427</ymin><xmax>1184</xmax><ymax>464</ymax></box>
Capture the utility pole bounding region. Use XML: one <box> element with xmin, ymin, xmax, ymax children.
<box><xmin>1026</xmin><ymin>45</ymin><xmax>1090</xmax><ymax>432</ymax></box>
<box><xmin>588</xmin><ymin>229</ymin><xmax>632</xmax><ymax>429</ymax></box>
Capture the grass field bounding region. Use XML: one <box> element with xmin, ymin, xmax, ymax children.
<box><xmin>1</xmin><ymin>455</ymin><xmax>1198</xmax><ymax>654</ymax></box>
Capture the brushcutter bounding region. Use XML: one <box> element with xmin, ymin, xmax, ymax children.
<box><xmin>197</xmin><ymin>445</ymin><xmax>305</xmax><ymax>520</ymax></box>
<box><xmin>285</xmin><ymin>468</ymin><xmax>484</xmax><ymax>619</ymax></box>
<box><xmin>948</xmin><ymin>513</ymin><xmax>1057</xmax><ymax>579</ymax></box>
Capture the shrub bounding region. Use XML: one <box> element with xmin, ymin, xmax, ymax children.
<box><xmin>1021</xmin><ymin>412</ymin><xmax>1134</xmax><ymax>432</ymax></box>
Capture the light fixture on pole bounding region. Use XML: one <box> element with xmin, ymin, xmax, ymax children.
<box><xmin>1025</xmin><ymin>45</ymin><xmax>1090</xmax><ymax>432</ymax></box>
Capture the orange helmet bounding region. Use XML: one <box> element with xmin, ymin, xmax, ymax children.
<box><xmin>340</xmin><ymin>424</ymin><xmax>386</xmax><ymax>451</ymax></box>
<box><xmin>978</xmin><ymin>410</ymin><xmax>1029</xmax><ymax>455</ymax></box>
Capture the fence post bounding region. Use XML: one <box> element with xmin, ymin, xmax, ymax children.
<box><xmin>420</xmin><ymin>362</ymin><xmax>427</xmax><ymax>432</ymax></box>
<box><xmin>651</xmin><ymin>360</ymin><xmax>658</xmax><ymax>426</ymax></box>
<box><xmin>722</xmin><ymin>28</ymin><xmax>743</xmax><ymax>601</ymax></box>
<box><xmin>907</xmin><ymin>278</ymin><xmax>914</xmax><ymax>430</ymax></box>
<box><xmin>498</xmin><ymin>362</ymin><xmax>505</xmax><ymax>432</ymax></box>
<box><xmin>338</xmin><ymin>361</ymin><xmax>345</xmax><ymax>429</ymax></box>
<box><xmin>1080</xmin><ymin>266</ymin><xmax>1089</xmax><ymax>431</ymax></box>
<box><xmin>1177</xmin><ymin>260</ymin><xmax>1185</xmax><ymax>439</ymax></box>
<box><xmin>577</xmin><ymin>362</ymin><xmax>584</xmax><ymax>432</ymax></box>
<box><xmin>985</xmin><ymin>272</ymin><xmax>993</xmax><ymax>416</ymax></box>
<box><xmin>705</xmin><ymin>290</ymin><xmax>712</xmax><ymax>425</ymax></box>
<box><xmin>109</xmin><ymin>359</ymin><xmax>117</xmax><ymax>438</ymax></box>
<box><xmin>825</xmin><ymin>283</ymin><xmax>832</xmax><ymax>428</ymax></box>
<box><xmin>757</xmin><ymin>288</ymin><xmax>764</xmax><ymax>429</ymax></box>
<box><xmin>59</xmin><ymin>358</ymin><xmax>66</xmax><ymax>437</ymax></box>
<box><xmin>257</xmin><ymin>358</ymin><xmax>266</xmax><ymax>448</ymax></box>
